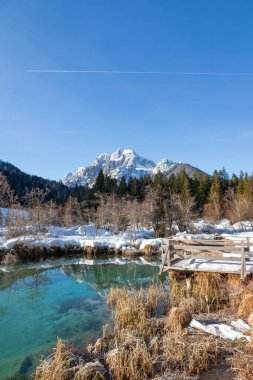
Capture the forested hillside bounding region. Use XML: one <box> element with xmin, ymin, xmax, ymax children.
<box><xmin>0</xmin><ymin>160</ymin><xmax>72</xmax><ymax>203</ymax></box>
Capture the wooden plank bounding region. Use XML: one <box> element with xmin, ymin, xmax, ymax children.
<box><xmin>221</xmin><ymin>240</ymin><xmax>253</xmax><ymax>247</ymax></box>
<box><xmin>172</xmin><ymin>244</ymin><xmax>246</xmax><ymax>253</ymax></box>
<box><xmin>163</xmin><ymin>265</ymin><xmax>250</xmax><ymax>275</ymax></box>
<box><xmin>176</xmin><ymin>239</ymin><xmax>235</xmax><ymax>246</ymax></box>
<box><xmin>186</xmin><ymin>255</ymin><xmax>251</xmax><ymax>262</ymax></box>
<box><xmin>167</xmin><ymin>238</ymin><xmax>253</xmax><ymax>247</ymax></box>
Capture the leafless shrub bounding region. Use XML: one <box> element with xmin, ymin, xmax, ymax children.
<box><xmin>0</xmin><ymin>173</ymin><xmax>17</xmax><ymax>208</ymax></box>
<box><xmin>225</xmin><ymin>188</ymin><xmax>253</xmax><ymax>228</ymax></box>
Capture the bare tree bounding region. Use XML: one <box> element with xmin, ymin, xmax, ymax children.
<box><xmin>95</xmin><ymin>193</ymin><xmax>131</xmax><ymax>233</ymax></box>
<box><xmin>203</xmin><ymin>191</ymin><xmax>221</xmax><ymax>222</ymax></box>
<box><xmin>225</xmin><ymin>188</ymin><xmax>253</xmax><ymax>229</ymax></box>
<box><xmin>170</xmin><ymin>192</ymin><xmax>196</xmax><ymax>232</ymax></box>
<box><xmin>0</xmin><ymin>173</ymin><xmax>17</xmax><ymax>208</ymax></box>
<box><xmin>62</xmin><ymin>196</ymin><xmax>83</xmax><ymax>227</ymax></box>
<box><xmin>24</xmin><ymin>188</ymin><xmax>49</xmax><ymax>230</ymax></box>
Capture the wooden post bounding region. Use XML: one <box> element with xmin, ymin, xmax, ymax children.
<box><xmin>159</xmin><ymin>243</ymin><xmax>167</xmax><ymax>275</ymax></box>
<box><xmin>240</xmin><ymin>241</ymin><xmax>246</xmax><ymax>281</ymax></box>
<box><xmin>159</xmin><ymin>240</ymin><xmax>171</xmax><ymax>275</ymax></box>
<box><xmin>167</xmin><ymin>241</ymin><xmax>171</xmax><ymax>267</ymax></box>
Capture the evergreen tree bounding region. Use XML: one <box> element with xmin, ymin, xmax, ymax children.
<box><xmin>118</xmin><ymin>176</ymin><xmax>127</xmax><ymax>196</ymax></box>
<box><xmin>237</xmin><ymin>171</ymin><xmax>245</xmax><ymax>194</ymax></box>
<box><xmin>177</xmin><ymin>170</ymin><xmax>191</xmax><ymax>201</ymax></box>
<box><xmin>94</xmin><ymin>170</ymin><xmax>105</xmax><ymax>192</ymax></box>
<box><xmin>218</xmin><ymin>167</ymin><xmax>229</xmax><ymax>194</ymax></box>
<box><xmin>153</xmin><ymin>171</ymin><xmax>164</xmax><ymax>189</ymax></box>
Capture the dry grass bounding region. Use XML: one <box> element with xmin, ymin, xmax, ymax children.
<box><xmin>107</xmin><ymin>283</ymin><xmax>169</xmax><ymax>339</ymax></box>
<box><xmin>166</xmin><ymin>307</ymin><xmax>192</xmax><ymax>332</ymax></box>
<box><xmin>179</xmin><ymin>297</ymin><xmax>200</xmax><ymax>314</ymax></box>
<box><xmin>106</xmin><ymin>337</ymin><xmax>153</xmax><ymax>380</ymax></box>
<box><xmin>168</xmin><ymin>271</ymin><xmax>185</xmax><ymax>282</ymax></box>
<box><xmin>248</xmin><ymin>312</ymin><xmax>253</xmax><ymax>328</ymax></box>
<box><xmin>227</xmin><ymin>274</ymin><xmax>242</xmax><ymax>287</ymax></box>
<box><xmin>34</xmin><ymin>339</ymin><xmax>105</xmax><ymax>380</ymax></box>
<box><xmin>169</xmin><ymin>271</ymin><xmax>230</xmax><ymax>313</ymax></box>
<box><xmin>141</xmin><ymin>244</ymin><xmax>157</xmax><ymax>256</ymax></box>
<box><xmin>169</xmin><ymin>274</ymin><xmax>188</xmax><ymax>308</ymax></box>
<box><xmin>237</xmin><ymin>293</ymin><xmax>253</xmax><ymax>319</ymax></box>
<box><xmin>226</xmin><ymin>275</ymin><xmax>253</xmax><ymax>309</ymax></box>
<box><xmin>162</xmin><ymin>332</ymin><xmax>221</xmax><ymax>377</ymax></box>
<box><xmin>1</xmin><ymin>252</ymin><xmax>20</xmax><ymax>265</ymax></box>
<box><xmin>193</xmin><ymin>272</ymin><xmax>228</xmax><ymax>312</ymax></box>
<box><xmin>35</xmin><ymin>339</ymin><xmax>81</xmax><ymax>379</ymax></box>
<box><xmin>231</xmin><ymin>343</ymin><xmax>253</xmax><ymax>380</ymax></box>
<box><xmin>6</xmin><ymin>243</ymin><xmax>83</xmax><ymax>263</ymax></box>
<box><xmin>106</xmin><ymin>284</ymin><xmax>228</xmax><ymax>379</ymax></box>
<box><xmin>74</xmin><ymin>361</ymin><xmax>106</xmax><ymax>380</ymax></box>
<box><xmin>194</xmin><ymin>272</ymin><xmax>224</xmax><ymax>301</ymax></box>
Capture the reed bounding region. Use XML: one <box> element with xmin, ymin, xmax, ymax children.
<box><xmin>108</xmin><ymin>283</ymin><xmax>169</xmax><ymax>340</ymax></box>
<box><xmin>162</xmin><ymin>331</ymin><xmax>220</xmax><ymax>377</ymax></box>
<box><xmin>178</xmin><ymin>297</ymin><xmax>200</xmax><ymax>314</ymax></box>
<box><xmin>169</xmin><ymin>273</ymin><xmax>188</xmax><ymax>308</ymax></box>
<box><xmin>237</xmin><ymin>293</ymin><xmax>253</xmax><ymax>319</ymax></box>
<box><xmin>248</xmin><ymin>311</ymin><xmax>253</xmax><ymax>328</ymax></box>
<box><xmin>35</xmin><ymin>339</ymin><xmax>106</xmax><ymax>380</ymax></box>
<box><xmin>106</xmin><ymin>337</ymin><xmax>153</xmax><ymax>380</ymax></box>
<box><xmin>231</xmin><ymin>349</ymin><xmax>253</xmax><ymax>380</ymax></box>
<box><xmin>35</xmin><ymin>339</ymin><xmax>81</xmax><ymax>380</ymax></box>
<box><xmin>193</xmin><ymin>272</ymin><xmax>228</xmax><ymax>312</ymax></box>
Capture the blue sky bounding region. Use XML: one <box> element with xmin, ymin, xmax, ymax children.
<box><xmin>0</xmin><ymin>0</ymin><xmax>253</xmax><ymax>179</ymax></box>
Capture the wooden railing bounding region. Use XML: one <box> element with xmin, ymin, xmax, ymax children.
<box><xmin>159</xmin><ymin>237</ymin><xmax>253</xmax><ymax>280</ymax></box>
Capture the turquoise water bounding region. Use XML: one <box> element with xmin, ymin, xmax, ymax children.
<box><xmin>0</xmin><ymin>258</ymin><xmax>161</xmax><ymax>379</ymax></box>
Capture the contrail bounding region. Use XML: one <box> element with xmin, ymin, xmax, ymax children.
<box><xmin>25</xmin><ymin>69</ymin><xmax>253</xmax><ymax>76</ymax></box>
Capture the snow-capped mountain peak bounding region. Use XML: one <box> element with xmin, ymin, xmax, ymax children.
<box><xmin>62</xmin><ymin>148</ymin><xmax>201</xmax><ymax>187</ymax></box>
<box><xmin>153</xmin><ymin>158</ymin><xmax>174</xmax><ymax>174</ymax></box>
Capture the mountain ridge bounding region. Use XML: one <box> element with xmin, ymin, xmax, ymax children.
<box><xmin>63</xmin><ymin>148</ymin><xmax>204</xmax><ymax>188</ymax></box>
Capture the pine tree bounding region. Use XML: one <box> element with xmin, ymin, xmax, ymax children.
<box><xmin>177</xmin><ymin>170</ymin><xmax>191</xmax><ymax>201</ymax></box>
<box><xmin>204</xmin><ymin>171</ymin><xmax>222</xmax><ymax>221</ymax></box>
<box><xmin>94</xmin><ymin>170</ymin><xmax>105</xmax><ymax>192</ymax></box>
<box><xmin>118</xmin><ymin>176</ymin><xmax>127</xmax><ymax>196</ymax></box>
<box><xmin>153</xmin><ymin>171</ymin><xmax>164</xmax><ymax>189</ymax></box>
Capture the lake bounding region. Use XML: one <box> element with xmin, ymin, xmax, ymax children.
<box><xmin>0</xmin><ymin>257</ymin><xmax>162</xmax><ymax>379</ymax></box>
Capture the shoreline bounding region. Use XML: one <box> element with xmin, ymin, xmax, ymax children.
<box><xmin>0</xmin><ymin>242</ymin><xmax>160</xmax><ymax>265</ymax></box>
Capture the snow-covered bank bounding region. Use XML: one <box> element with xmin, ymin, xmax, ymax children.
<box><xmin>190</xmin><ymin>218</ymin><xmax>253</xmax><ymax>234</ymax></box>
<box><xmin>0</xmin><ymin>224</ymin><xmax>154</xmax><ymax>252</ymax></box>
<box><xmin>0</xmin><ymin>218</ymin><xmax>253</xmax><ymax>263</ymax></box>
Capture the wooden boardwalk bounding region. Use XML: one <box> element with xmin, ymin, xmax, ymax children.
<box><xmin>159</xmin><ymin>237</ymin><xmax>253</xmax><ymax>280</ymax></box>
